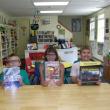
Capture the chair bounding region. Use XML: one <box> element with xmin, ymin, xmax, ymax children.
<box><xmin>64</xmin><ymin>67</ymin><xmax>72</xmax><ymax>84</ymax></box>
<box><xmin>30</xmin><ymin>62</ymin><xmax>41</xmax><ymax>85</ymax></box>
<box><xmin>25</xmin><ymin>57</ymin><xmax>35</xmax><ymax>76</ymax></box>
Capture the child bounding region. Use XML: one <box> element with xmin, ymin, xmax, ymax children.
<box><xmin>70</xmin><ymin>46</ymin><xmax>101</xmax><ymax>85</ymax></box>
<box><xmin>1</xmin><ymin>54</ymin><xmax>30</xmax><ymax>85</ymax></box>
<box><xmin>39</xmin><ymin>45</ymin><xmax>64</xmax><ymax>86</ymax></box>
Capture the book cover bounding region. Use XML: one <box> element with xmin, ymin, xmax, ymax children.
<box><xmin>79</xmin><ymin>61</ymin><xmax>102</xmax><ymax>84</ymax></box>
<box><xmin>45</xmin><ymin>61</ymin><xmax>60</xmax><ymax>86</ymax></box>
<box><xmin>3</xmin><ymin>67</ymin><xmax>22</xmax><ymax>89</ymax></box>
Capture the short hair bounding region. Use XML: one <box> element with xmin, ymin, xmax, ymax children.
<box><xmin>44</xmin><ymin>45</ymin><xmax>59</xmax><ymax>61</ymax></box>
<box><xmin>80</xmin><ymin>46</ymin><xmax>91</xmax><ymax>54</ymax></box>
<box><xmin>7</xmin><ymin>54</ymin><xmax>20</xmax><ymax>62</ymax></box>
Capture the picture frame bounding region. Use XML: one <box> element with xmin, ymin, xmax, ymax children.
<box><xmin>72</xmin><ymin>18</ymin><xmax>81</xmax><ymax>32</ymax></box>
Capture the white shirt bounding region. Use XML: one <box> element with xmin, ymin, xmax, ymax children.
<box><xmin>70</xmin><ymin>61</ymin><xmax>80</xmax><ymax>77</ymax></box>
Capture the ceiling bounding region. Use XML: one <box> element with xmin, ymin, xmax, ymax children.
<box><xmin>0</xmin><ymin>0</ymin><xmax>110</xmax><ymax>16</ymax></box>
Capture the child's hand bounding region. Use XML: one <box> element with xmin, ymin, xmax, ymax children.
<box><xmin>19</xmin><ymin>78</ymin><xmax>24</xmax><ymax>86</ymax></box>
<box><xmin>41</xmin><ymin>80</ymin><xmax>49</xmax><ymax>87</ymax></box>
<box><xmin>56</xmin><ymin>80</ymin><xmax>62</xmax><ymax>86</ymax></box>
<box><xmin>77</xmin><ymin>79</ymin><xmax>82</xmax><ymax>86</ymax></box>
<box><xmin>96</xmin><ymin>80</ymin><xmax>101</xmax><ymax>85</ymax></box>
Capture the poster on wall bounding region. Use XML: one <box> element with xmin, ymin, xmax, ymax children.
<box><xmin>90</xmin><ymin>41</ymin><xmax>96</xmax><ymax>51</ymax></box>
<box><xmin>72</xmin><ymin>18</ymin><xmax>81</xmax><ymax>32</ymax></box>
<box><xmin>97</xmin><ymin>43</ymin><xmax>104</xmax><ymax>55</ymax></box>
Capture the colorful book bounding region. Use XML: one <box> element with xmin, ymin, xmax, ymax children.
<box><xmin>3</xmin><ymin>67</ymin><xmax>22</xmax><ymax>89</ymax></box>
<box><xmin>79</xmin><ymin>61</ymin><xmax>102</xmax><ymax>85</ymax></box>
<box><xmin>45</xmin><ymin>61</ymin><xmax>60</xmax><ymax>86</ymax></box>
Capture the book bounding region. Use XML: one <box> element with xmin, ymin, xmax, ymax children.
<box><xmin>45</xmin><ymin>61</ymin><xmax>60</xmax><ymax>86</ymax></box>
<box><xmin>80</xmin><ymin>61</ymin><xmax>102</xmax><ymax>66</ymax></box>
<box><xmin>3</xmin><ymin>67</ymin><xmax>22</xmax><ymax>89</ymax></box>
<box><xmin>27</xmin><ymin>43</ymin><xmax>37</xmax><ymax>50</ymax></box>
<box><xmin>79</xmin><ymin>61</ymin><xmax>102</xmax><ymax>85</ymax></box>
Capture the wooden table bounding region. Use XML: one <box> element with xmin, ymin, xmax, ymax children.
<box><xmin>0</xmin><ymin>83</ymin><xmax>110</xmax><ymax>110</ymax></box>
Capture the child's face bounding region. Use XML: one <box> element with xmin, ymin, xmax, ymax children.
<box><xmin>80</xmin><ymin>49</ymin><xmax>92</xmax><ymax>61</ymax></box>
<box><xmin>8</xmin><ymin>56</ymin><xmax>21</xmax><ymax>67</ymax></box>
<box><xmin>46</xmin><ymin>52</ymin><xmax>56</xmax><ymax>61</ymax></box>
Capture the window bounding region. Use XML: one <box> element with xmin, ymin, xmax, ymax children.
<box><xmin>89</xmin><ymin>17</ymin><xmax>95</xmax><ymax>41</ymax></box>
<box><xmin>97</xmin><ymin>14</ymin><xmax>105</xmax><ymax>43</ymax></box>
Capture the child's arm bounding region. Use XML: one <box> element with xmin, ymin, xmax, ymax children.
<box><xmin>20</xmin><ymin>70</ymin><xmax>30</xmax><ymax>85</ymax></box>
<box><xmin>70</xmin><ymin>63</ymin><xmax>80</xmax><ymax>84</ymax></box>
<box><xmin>39</xmin><ymin>64</ymin><xmax>48</xmax><ymax>86</ymax></box>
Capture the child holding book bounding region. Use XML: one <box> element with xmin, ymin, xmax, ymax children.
<box><xmin>1</xmin><ymin>54</ymin><xmax>30</xmax><ymax>86</ymax></box>
<box><xmin>39</xmin><ymin>45</ymin><xmax>64</xmax><ymax>86</ymax></box>
<box><xmin>70</xmin><ymin>46</ymin><xmax>101</xmax><ymax>85</ymax></box>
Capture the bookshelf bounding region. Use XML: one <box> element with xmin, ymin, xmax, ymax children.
<box><xmin>104</xmin><ymin>57</ymin><xmax>110</xmax><ymax>81</ymax></box>
<box><xmin>37</xmin><ymin>31</ymin><xmax>54</xmax><ymax>43</ymax></box>
<box><xmin>9</xmin><ymin>28</ymin><xmax>18</xmax><ymax>54</ymax></box>
<box><xmin>36</xmin><ymin>31</ymin><xmax>55</xmax><ymax>49</ymax></box>
<box><xmin>30</xmin><ymin>30</ymin><xmax>55</xmax><ymax>49</ymax></box>
<box><xmin>0</xmin><ymin>24</ymin><xmax>18</xmax><ymax>65</ymax></box>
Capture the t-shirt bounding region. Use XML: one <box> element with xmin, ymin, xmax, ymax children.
<box><xmin>20</xmin><ymin>69</ymin><xmax>30</xmax><ymax>85</ymax></box>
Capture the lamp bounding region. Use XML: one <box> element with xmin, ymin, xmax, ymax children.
<box><xmin>31</xmin><ymin>9</ymin><xmax>40</xmax><ymax>30</ymax></box>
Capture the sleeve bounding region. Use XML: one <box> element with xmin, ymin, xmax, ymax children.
<box><xmin>0</xmin><ymin>72</ymin><xmax>3</xmax><ymax>84</ymax></box>
<box><xmin>70</xmin><ymin>62</ymin><xmax>80</xmax><ymax>77</ymax></box>
<box><xmin>20</xmin><ymin>70</ymin><xmax>30</xmax><ymax>85</ymax></box>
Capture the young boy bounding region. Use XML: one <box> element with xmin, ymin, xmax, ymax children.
<box><xmin>1</xmin><ymin>54</ymin><xmax>30</xmax><ymax>85</ymax></box>
<box><xmin>70</xmin><ymin>46</ymin><xmax>101</xmax><ymax>85</ymax></box>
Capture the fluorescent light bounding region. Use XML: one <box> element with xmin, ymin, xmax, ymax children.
<box><xmin>34</xmin><ymin>2</ymin><xmax>69</xmax><ymax>6</ymax></box>
<box><xmin>40</xmin><ymin>10</ymin><xmax>63</xmax><ymax>14</ymax></box>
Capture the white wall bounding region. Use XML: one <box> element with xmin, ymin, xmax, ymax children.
<box><xmin>58</xmin><ymin>23</ymin><xmax>73</xmax><ymax>41</ymax></box>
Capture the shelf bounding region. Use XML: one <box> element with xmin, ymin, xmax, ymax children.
<box><xmin>36</xmin><ymin>31</ymin><xmax>54</xmax><ymax>44</ymax></box>
<box><xmin>0</xmin><ymin>24</ymin><xmax>18</xmax><ymax>66</ymax></box>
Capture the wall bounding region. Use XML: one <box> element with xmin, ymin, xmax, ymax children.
<box><xmin>58</xmin><ymin>16</ymin><xmax>86</xmax><ymax>46</ymax></box>
<box><xmin>58</xmin><ymin>23</ymin><xmax>73</xmax><ymax>41</ymax></box>
<box><xmin>16</xmin><ymin>17</ymin><xmax>30</xmax><ymax>58</ymax></box>
<box><xmin>86</xmin><ymin>6</ymin><xmax>110</xmax><ymax>61</ymax></box>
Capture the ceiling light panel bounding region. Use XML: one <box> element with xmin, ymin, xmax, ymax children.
<box><xmin>40</xmin><ymin>10</ymin><xmax>63</xmax><ymax>13</ymax></box>
<box><xmin>34</xmin><ymin>2</ymin><xmax>69</xmax><ymax>6</ymax></box>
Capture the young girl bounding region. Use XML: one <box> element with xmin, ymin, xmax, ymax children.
<box><xmin>39</xmin><ymin>45</ymin><xmax>64</xmax><ymax>86</ymax></box>
<box><xmin>70</xmin><ymin>46</ymin><xmax>101</xmax><ymax>85</ymax></box>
